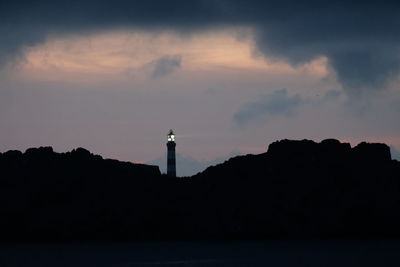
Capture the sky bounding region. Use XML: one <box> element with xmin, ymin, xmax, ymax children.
<box><xmin>1</xmin><ymin>0</ymin><xmax>400</xmax><ymax>175</ymax></box>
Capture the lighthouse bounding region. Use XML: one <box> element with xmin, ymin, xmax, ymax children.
<box><xmin>167</xmin><ymin>129</ymin><xmax>176</xmax><ymax>177</ymax></box>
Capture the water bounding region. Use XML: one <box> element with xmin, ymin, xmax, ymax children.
<box><xmin>1</xmin><ymin>241</ymin><xmax>399</xmax><ymax>266</ymax></box>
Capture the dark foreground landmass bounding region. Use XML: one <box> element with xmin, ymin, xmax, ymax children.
<box><xmin>0</xmin><ymin>139</ymin><xmax>399</xmax><ymax>241</ymax></box>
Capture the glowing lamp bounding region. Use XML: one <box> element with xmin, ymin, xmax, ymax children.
<box><xmin>167</xmin><ymin>130</ymin><xmax>175</xmax><ymax>142</ymax></box>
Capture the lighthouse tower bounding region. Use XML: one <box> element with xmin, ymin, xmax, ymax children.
<box><xmin>166</xmin><ymin>129</ymin><xmax>176</xmax><ymax>177</ymax></box>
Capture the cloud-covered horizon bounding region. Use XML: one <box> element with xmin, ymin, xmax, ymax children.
<box><xmin>391</xmin><ymin>146</ymin><xmax>400</xmax><ymax>160</ymax></box>
<box><xmin>2</xmin><ymin>0</ymin><xmax>400</xmax><ymax>94</ymax></box>
<box><xmin>148</xmin><ymin>151</ymin><xmax>241</xmax><ymax>176</ymax></box>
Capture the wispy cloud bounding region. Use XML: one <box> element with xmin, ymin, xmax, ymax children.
<box><xmin>234</xmin><ymin>89</ymin><xmax>302</xmax><ymax>127</ymax></box>
<box><xmin>150</xmin><ymin>55</ymin><xmax>182</xmax><ymax>79</ymax></box>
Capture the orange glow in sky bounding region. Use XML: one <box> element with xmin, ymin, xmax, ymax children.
<box><xmin>21</xmin><ymin>29</ymin><xmax>329</xmax><ymax>83</ymax></box>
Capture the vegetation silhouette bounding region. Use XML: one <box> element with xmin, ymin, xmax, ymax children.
<box><xmin>0</xmin><ymin>139</ymin><xmax>399</xmax><ymax>241</ymax></box>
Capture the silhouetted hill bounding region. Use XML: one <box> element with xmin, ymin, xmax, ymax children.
<box><xmin>190</xmin><ymin>139</ymin><xmax>399</xmax><ymax>238</ymax></box>
<box><xmin>0</xmin><ymin>147</ymin><xmax>161</xmax><ymax>240</ymax></box>
<box><xmin>0</xmin><ymin>140</ymin><xmax>399</xmax><ymax>241</ymax></box>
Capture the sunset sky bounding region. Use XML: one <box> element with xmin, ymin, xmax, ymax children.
<box><xmin>1</xmin><ymin>1</ymin><xmax>399</xmax><ymax>174</ymax></box>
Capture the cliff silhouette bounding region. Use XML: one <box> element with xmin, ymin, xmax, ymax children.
<box><xmin>0</xmin><ymin>139</ymin><xmax>399</xmax><ymax>241</ymax></box>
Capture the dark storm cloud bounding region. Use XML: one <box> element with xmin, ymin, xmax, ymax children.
<box><xmin>1</xmin><ymin>0</ymin><xmax>400</xmax><ymax>92</ymax></box>
<box><xmin>234</xmin><ymin>89</ymin><xmax>302</xmax><ymax>126</ymax></box>
<box><xmin>150</xmin><ymin>55</ymin><xmax>182</xmax><ymax>78</ymax></box>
